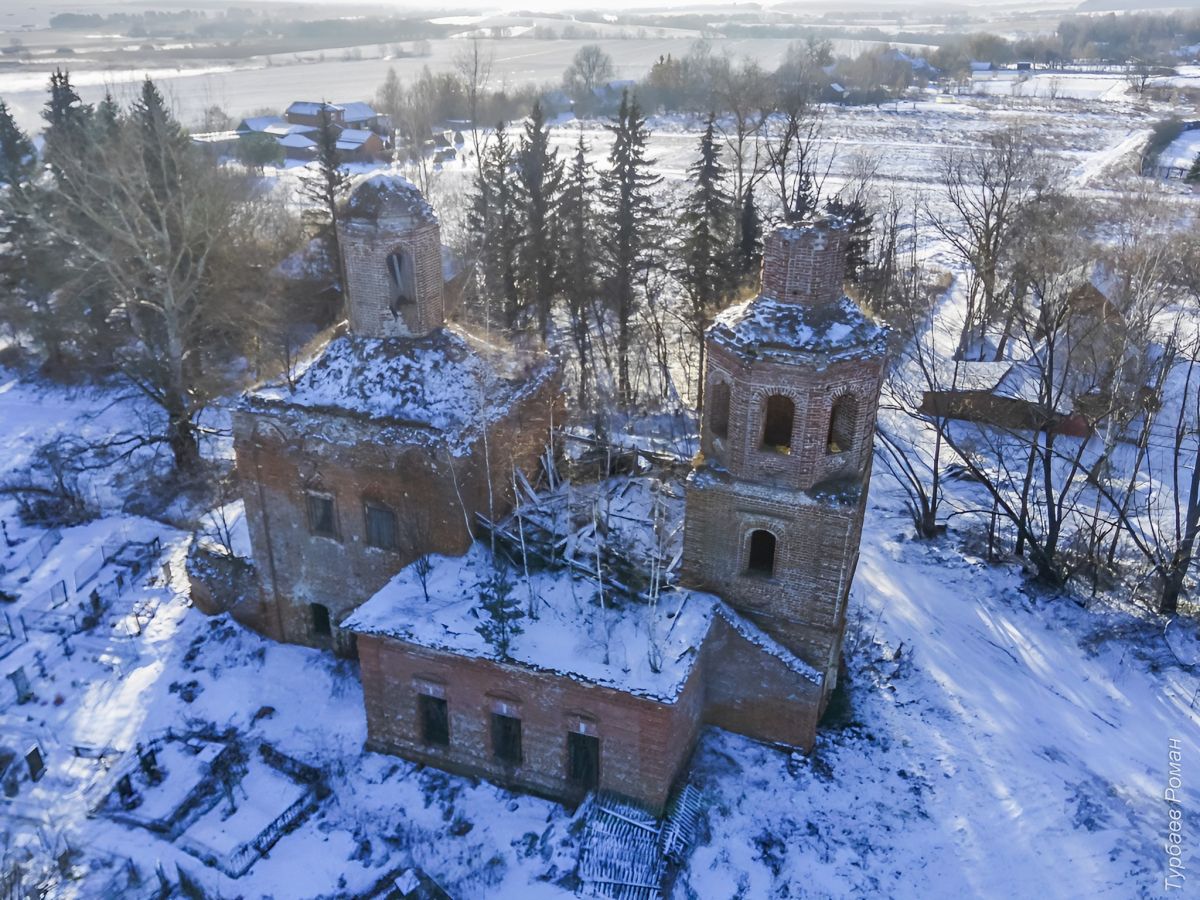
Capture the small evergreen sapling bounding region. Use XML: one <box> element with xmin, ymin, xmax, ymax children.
<box><xmin>474</xmin><ymin>562</ymin><xmax>524</xmax><ymax>659</ymax></box>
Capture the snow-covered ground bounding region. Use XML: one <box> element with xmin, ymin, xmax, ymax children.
<box><xmin>682</xmin><ymin>481</ymin><xmax>1199</xmax><ymax>898</ymax></box>
<box><xmin>1161</xmin><ymin>129</ymin><xmax>1200</xmax><ymax>172</ymax></box>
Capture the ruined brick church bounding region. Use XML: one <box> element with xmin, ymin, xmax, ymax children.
<box><xmin>222</xmin><ymin>173</ymin><xmax>886</xmax><ymax>813</ymax></box>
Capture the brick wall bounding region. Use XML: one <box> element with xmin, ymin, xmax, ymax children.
<box><xmin>354</xmin><ymin>598</ymin><xmax>828</xmax><ymax>812</ymax></box>
<box><xmin>700</xmin><ymin>615</ymin><xmax>823</xmax><ymax>750</ymax></box>
<box><xmin>701</xmin><ymin>343</ymin><xmax>884</xmax><ymax>492</ymax></box>
<box><xmin>231</xmin><ymin>371</ymin><xmax>562</xmax><ymax>654</ymax></box>
<box><xmin>682</xmin><ymin>473</ymin><xmax>865</xmax><ymax>682</ymax></box>
<box><xmin>338</xmin><ymin>220</ymin><xmax>444</xmax><ymax>338</ymax></box>
<box><xmin>356</xmin><ymin>635</ymin><xmax>704</xmax><ymax>812</ymax></box>
<box><xmin>760</xmin><ymin>221</ymin><xmax>849</xmax><ymax>306</ymax></box>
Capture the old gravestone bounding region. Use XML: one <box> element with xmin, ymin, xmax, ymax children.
<box><xmin>7</xmin><ymin>666</ymin><xmax>33</xmax><ymax>704</ymax></box>
<box><xmin>25</xmin><ymin>743</ymin><xmax>45</xmax><ymax>781</ymax></box>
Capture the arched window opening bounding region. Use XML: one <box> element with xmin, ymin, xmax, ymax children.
<box><xmin>761</xmin><ymin>394</ymin><xmax>795</xmax><ymax>453</ymax></box>
<box><xmin>827</xmin><ymin>395</ymin><xmax>859</xmax><ymax>454</ymax></box>
<box><xmin>746</xmin><ymin>530</ymin><xmax>777</xmax><ymax>577</ymax></box>
<box><xmin>386</xmin><ymin>251</ymin><xmax>414</xmax><ymax>308</ymax></box>
<box><xmin>709</xmin><ymin>381</ymin><xmax>731</xmax><ymax>439</ymax></box>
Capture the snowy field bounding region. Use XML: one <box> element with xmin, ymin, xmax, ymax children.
<box><xmin>2</xmin><ymin>91</ymin><xmax>1199</xmax><ymax>897</ymax></box>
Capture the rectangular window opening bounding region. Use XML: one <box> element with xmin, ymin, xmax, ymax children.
<box><xmin>419</xmin><ymin>694</ymin><xmax>449</xmax><ymax>746</ymax></box>
<box><xmin>491</xmin><ymin>713</ymin><xmax>522</xmax><ymax>765</ymax></box>
<box><xmin>567</xmin><ymin>731</ymin><xmax>600</xmax><ymax>790</ymax></box>
<box><xmin>306</xmin><ymin>493</ymin><xmax>337</xmax><ymax>538</ymax></box>
<box><xmin>365</xmin><ymin>502</ymin><xmax>399</xmax><ymax>550</ymax></box>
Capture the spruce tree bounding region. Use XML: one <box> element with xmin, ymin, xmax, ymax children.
<box><xmin>300</xmin><ymin>103</ymin><xmax>349</xmax><ymax>315</ymax></box>
<box><xmin>22</xmin><ymin>72</ymin><xmax>103</xmax><ymax>374</ymax></box>
<box><xmin>469</xmin><ymin>121</ymin><xmax>522</xmax><ymax>330</ymax></box>
<box><xmin>600</xmin><ymin>90</ymin><xmax>661</xmax><ymax>406</ymax></box>
<box><xmin>95</xmin><ymin>92</ymin><xmax>121</xmax><ymax>140</ymax></box>
<box><xmin>515</xmin><ymin>101</ymin><xmax>564</xmax><ymax>342</ymax></box>
<box><xmin>677</xmin><ymin>112</ymin><xmax>736</xmax><ymax>405</ymax></box>
<box><xmin>474</xmin><ymin>563</ymin><xmax>523</xmax><ymax>659</ymax></box>
<box><xmin>42</xmin><ymin>69</ymin><xmax>92</xmax><ymax>175</ymax></box>
<box><xmin>791</xmin><ymin>169</ymin><xmax>817</xmax><ymax>223</ymax></box>
<box><xmin>824</xmin><ymin>195</ymin><xmax>873</xmax><ymax>285</ymax></box>
<box><xmin>738</xmin><ymin>187</ymin><xmax>762</xmax><ymax>277</ymax></box>
<box><xmin>0</xmin><ymin>102</ymin><xmax>34</xmax><ymax>186</ymax></box>
<box><xmin>132</xmin><ymin>78</ymin><xmax>191</xmax><ymax>235</ymax></box>
<box><xmin>559</xmin><ymin>131</ymin><xmax>597</xmax><ymax>411</ymax></box>
<box><xmin>0</xmin><ymin>102</ymin><xmax>37</xmax><ymax>349</ymax></box>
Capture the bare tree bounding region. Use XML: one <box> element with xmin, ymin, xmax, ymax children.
<box><xmin>715</xmin><ymin>58</ymin><xmax>770</xmax><ymax>203</ymax></box>
<box><xmin>873</xmin><ymin>199</ymin><xmax>954</xmax><ymax>539</ymax></box>
<box><xmin>402</xmin><ymin>502</ymin><xmax>434</xmax><ymax>603</ymax></box>
<box><xmin>394</xmin><ymin>68</ymin><xmax>441</xmax><ymax>195</ymax></box>
<box><xmin>935</xmin><ymin>195</ymin><xmax>1108</xmax><ymax>585</ymax></box>
<box><xmin>374</xmin><ymin>67</ymin><xmax>404</xmax><ymax>140</ymax></box>
<box><xmin>453</xmin><ymin>38</ymin><xmax>494</xmax><ymax>181</ymax></box>
<box><xmin>759</xmin><ymin>86</ymin><xmax>832</xmax><ymax>223</ymax></box>
<box><xmin>1102</xmin><ymin>234</ymin><xmax>1200</xmax><ymax>613</ymax></box>
<box><xmin>1125</xmin><ymin>58</ymin><xmax>1154</xmax><ymax>96</ymax></box>
<box><xmin>563</xmin><ymin>44</ymin><xmax>615</xmax><ymax>114</ymax></box>
<box><xmin>925</xmin><ymin>127</ymin><xmax>1049</xmax><ymax>361</ymax></box>
<box><xmin>26</xmin><ymin>85</ymin><xmax>284</xmax><ymax>474</ymax></box>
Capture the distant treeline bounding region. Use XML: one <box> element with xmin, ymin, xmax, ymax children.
<box><xmin>49</xmin><ymin>11</ymin><xmax>209</xmax><ymax>29</ymax></box>
<box><xmin>49</xmin><ymin>11</ymin><xmax>450</xmax><ymax>45</ymax></box>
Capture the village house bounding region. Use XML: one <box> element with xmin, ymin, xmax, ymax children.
<box><xmin>272</xmin><ymin>101</ymin><xmax>390</xmax><ymax>161</ymax></box>
<box><xmin>211</xmin><ymin>178</ymin><xmax>887</xmax><ymax>812</ymax></box>
<box><xmin>334</xmin><ymin>128</ymin><xmax>386</xmax><ymax>163</ymax></box>
<box><xmin>920</xmin><ymin>262</ymin><xmax>1159</xmax><ymax>437</ymax></box>
<box><xmin>286</xmin><ymin>101</ymin><xmax>390</xmax><ymax>137</ymax></box>
<box><xmin>284</xmin><ymin>101</ymin><xmax>345</xmax><ymax>130</ymax></box>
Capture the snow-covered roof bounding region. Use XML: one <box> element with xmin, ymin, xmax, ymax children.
<box><xmin>335</xmin><ymin>128</ymin><xmax>377</xmax><ymax>150</ymax></box>
<box><xmin>929</xmin><ymin>359</ymin><xmax>1012</xmax><ymax>393</ymax></box>
<box><xmin>277</xmin><ymin>133</ymin><xmax>316</xmax><ymax>150</ymax></box>
<box><xmin>336</xmin><ymin>101</ymin><xmax>378</xmax><ymax>123</ymax></box>
<box><xmin>344</xmin><ymin>542</ymin><xmax>718</xmax><ymax>701</ymax></box>
<box><xmin>343</xmin><ymin>173</ymin><xmax>437</xmax><ymax>226</ymax></box>
<box><xmin>240</xmin><ymin>327</ymin><xmax>555</xmax><ymax>453</ymax></box>
<box><xmin>709</xmin><ymin>295</ymin><xmax>888</xmax><ymax>364</ymax></box>
<box><xmin>263</xmin><ymin>122</ymin><xmax>318</xmax><ymax>137</ymax></box>
<box><xmin>287</xmin><ymin>100</ymin><xmax>338</xmax><ymax>117</ymax></box>
<box><xmin>993</xmin><ymin>359</ymin><xmax>1068</xmax><ymax>411</ymax></box>
<box><xmin>238</xmin><ymin>115</ymin><xmax>286</xmax><ymax>133</ymax></box>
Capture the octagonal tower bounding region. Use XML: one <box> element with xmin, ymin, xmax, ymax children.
<box><xmin>683</xmin><ymin>216</ymin><xmax>887</xmax><ymax>693</ymax></box>
<box><xmin>337</xmin><ymin>173</ymin><xmax>444</xmax><ymax>338</ymax></box>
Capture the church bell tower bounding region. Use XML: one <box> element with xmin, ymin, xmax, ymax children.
<box><xmin>337</xmin><ymin>173</ymin><xmax>445</xmax><ymax>338</ymax></box>
<box><xmin>682</xmin><ymin>216</ymin><xmax>887</xmax><ymax>696</ymax></box>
